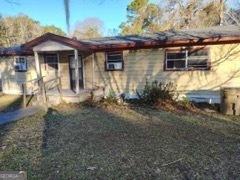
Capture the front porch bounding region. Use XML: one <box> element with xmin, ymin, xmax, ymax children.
<box><xmin>34</xmin><ymin>50</ymin><xmax>85</xmax><ymax>94</ymax></box>
<box><xmin>28</xmin><ymin>38</ymin><xmax>103</xmax><ymax>105</ymax></box>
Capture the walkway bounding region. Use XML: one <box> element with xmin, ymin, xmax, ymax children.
<box><xmin>0</xmin><ymin>106</ymin><xmax>41</xmax><ymax>125</ymax></box>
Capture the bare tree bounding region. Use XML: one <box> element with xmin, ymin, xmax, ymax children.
<box><xmin>63</xmin><ymin>0</ymin><xmax>105</xmax><ymax>35</ymax></box>
<box><xmin>223</xmin><ymin>0</ymin><xmax>240</xmax><ymax>26</ymax></box>
<box><xmin>72</xmin><ymin>17</ymin><xmax>104</xmax><ymax>39</ymax></box>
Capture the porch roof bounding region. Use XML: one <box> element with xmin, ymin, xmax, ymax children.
<box><xmin>23</xmin><ymin>33</ymin><xmax>91</xmax><ymax>52</ymax></box>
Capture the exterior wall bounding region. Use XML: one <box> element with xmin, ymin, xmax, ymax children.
<box><xmin>83</xmin><ymin>53</ymin><xmax>94</xmax><ymax>89</ymax></box>
<box><xmin>87</xmin><ymin>43</ymin><xmax>240</xmax><ymax>103</ymax></box>
<box><xmin>39</xmin><ymin>51</ymin><xmax>72</xmax><ymax>90</ymax></box>
<box><xmin>0</xmin><ymin>51</ymin><xmax>73</xmax><ymax>95</ymax></box>
<box><xmin>0</xmin><ymin>56</ymin><xmax>38</xmax><ymax>94</ymax></box>
<box><xmin>59</xmin><ymin>51</ymin><xmax>71</xmax><ymax>89</ymax></box>
<box><xmin>2</xmin><ymin>43</ymin><xmax>240</xmax><ymax>103</ymax></box>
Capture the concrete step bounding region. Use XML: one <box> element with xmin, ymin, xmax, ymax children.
<box><xmin>45</xmin><ymin>88</ymin><xmax>105</xmax><ymax>106</ymax></box>
<box><xmin>47</xmin><ymin>91</ymin><xmax>92</xmax><ymax>105</ymax></box>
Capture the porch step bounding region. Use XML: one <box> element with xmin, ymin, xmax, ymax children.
<box><xmin>46</xmin><ymin>88</ymin><xmax>105</xmax><ymax>106</ymax></box>
<box><xmin>47</xmin><ymin>91</ymin><xmax>91</xmax><ymax>105</ymax></box>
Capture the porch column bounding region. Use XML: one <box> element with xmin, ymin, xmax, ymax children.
<box><xmin>74</xmin><ymin>49</ymin><xmax>80</xmax><ymax>94</ymax></box>
<box><xmin>34</xmin><ymin>51</ymin><xmax>47</xmax><ymax>105</ymax></box>
<box><xmin>34</xmin><ymin>51</ymin><xmax>42</xmax><ymax>78</ymax></box>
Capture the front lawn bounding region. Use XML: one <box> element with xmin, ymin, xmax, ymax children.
<box><xmin>0</xmin><ymin>103</ymin><xmax>239</xmax><ymax>179</ymax></box>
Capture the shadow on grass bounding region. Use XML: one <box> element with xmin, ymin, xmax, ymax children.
<box><xmin>38</xmin><ymin>104</ymin><xmax>240</xmax><ymax>179</ymax></box>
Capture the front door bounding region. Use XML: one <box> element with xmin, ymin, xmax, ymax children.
<box><xmin>69</xmin><ymin>55</ymin><xmax>83</xmax><ymax>91</ymax></box>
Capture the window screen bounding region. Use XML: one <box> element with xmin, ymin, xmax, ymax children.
<box><xmin>165</xmin><ymin>49</ymin><xmax>209</xmax><ymax>70</ymax></box>
<box><xmin>15</xmin><ymin>57</ymin><xmax>27</xmax><ymax>72</ymax></box>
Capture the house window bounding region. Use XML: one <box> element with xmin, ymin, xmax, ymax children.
<box><xmin>44</xmin><ymin>54</ymin><xmax>58</xmax><ymax>72</ymax></box>
<box><xmin>165</xmin><ymin>49</ymin><xmax>209</xmax><ymax>70</ymax></box>
<box><xmin>105</xmin><ymin>52</ymin><xmax>123</xmax><ymax>71</ymax></box>
<box><xmin>15</xmin><ymin>57</ymin><xmax>27</xmax><ymax>72</ymax></box>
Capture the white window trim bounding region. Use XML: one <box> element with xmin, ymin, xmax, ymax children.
<box><xmin>44</xmin><ymin>54</ymin><xmax>59</xmax><ymax>74</ymax></box>
<box><xmin>165</xmin><ymin>51</ymin><xmax>186</xmax><ymax>70</ymax></box>
<box><xmin>14</xmin><ymin>56</ymin><xmax>28</xmax><ymax>72</ymax></box>
<box><xmin>165</xmin><ymin>49</ymin><xmax>209</xmax><ymax>71</ymax></box>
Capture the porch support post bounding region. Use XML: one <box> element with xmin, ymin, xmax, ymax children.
<box><xmin>34</xmin><ymin>51</ymin><xmax>42</xmax><ymax>78</ymax></box>
<box><xmin>74</xmin><ymin>49</ymin><xmax>80</xmax><ymax>94</ymax></box>
<box><xmin>92</xmin><ymin>53</ymin><xmax>95</xmax><ymax>89</ymax></box>
<box><xmin>34</xmin><ymin>51</ymin><xmax>47</xmax><ymax>106</ymax></box>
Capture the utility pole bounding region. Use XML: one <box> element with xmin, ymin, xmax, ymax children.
<box><xmin>219</xmin><ymin>0</ymin><xmax>225</xmax><ymax>25</ymax></box>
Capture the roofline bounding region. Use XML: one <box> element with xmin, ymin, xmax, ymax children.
<box><xmin>0</xmin><ymin>48</ymin><xmax>33</xmax><ymax>56</ymax></box>
<box><xmin>89</xmin><ymin>36</ymin><xmax>240</xmax><ymax>52</ymax></box>
<box><xmin>23</xmin><ymin>33</ymin><xmax>91</xmax><ymax>52</ymax></box>
<box><xmin>1</xmin><ymin>33</ymin><xmax>240</xmax><ymax>56</ymax></box>
<box><xmin>0</xmin><ymin>52</ymin><xmax>33</xmax><ymax>56</ymax></box>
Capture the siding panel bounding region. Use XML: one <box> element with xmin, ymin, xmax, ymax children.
<box><xmin>85</xmin><ymin>44</ymin><xmax>240</xmax><ymax>101</ymax></box>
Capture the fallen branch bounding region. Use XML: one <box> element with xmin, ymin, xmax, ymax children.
<box><xmin>161</xmin><ymin>158</ymin><xmax>183</xmax><ymax>167</ymax></box>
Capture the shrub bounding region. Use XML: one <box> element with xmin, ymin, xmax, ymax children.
<box><xmin>104</xmin><ymin>90</ymin><xmax>118</xmax><ymax>104</ymax></box>
<box><xmin>137</xmin><ymin>80</ymin><xmax>176</xmax><ymax>105</ymax></box>
<box><xmin>177</xmin><ymin>97</ymin><xmax>195</xmax><ymax>111</ymax></box>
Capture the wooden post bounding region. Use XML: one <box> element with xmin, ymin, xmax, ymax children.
<box><xmin>58</xmin><ymin>77</ymin><xmax>63</xmax><ymax>100</ymax></box>
<box><xmin>92</xmin><ymin>53</ymin><xmax>95</xmax><ymax>89</ymax></box>
<box><xmin>22</xmin><ymin>83</ymin><xmax>26</xmax><ymax>108</ymax></box>
<box><xmin>34</xmin><ymin>51</ymin><xmax>42</xmax><ymax>78</ymax></box>
<box><xmin>34</xmin><ymin>51</ymin><xmax>48</xmax><ymax>107</ymax></box>
<box><xmin>74</xmin><ymin>49</ymin><xmax>80</xmax><ymax>94</ymax></box>
<box><xmin>41</xmin><ymin>78</ymin><xmax>47</xmax><ymax>104</ymax></box>
<box><xmin>38</xmin><ymin>77</ymin><xmax>47</xmax><ymax>104</ymax></box>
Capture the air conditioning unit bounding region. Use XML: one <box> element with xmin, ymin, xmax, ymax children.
<box><xmin>107</xmin><ymin>63</ymin><xmax>122</xmax><ymax>70</ymax></box>
<box><xmin>107</xmin><ymin>63</ymin><xmax>115</xmax><ymax>70</ymax></box>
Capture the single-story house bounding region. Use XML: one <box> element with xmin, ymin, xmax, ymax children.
<box><xmin>1</xmin><ymin>25</ymin><xmax>240</xmax><ymax>104</ymax></box>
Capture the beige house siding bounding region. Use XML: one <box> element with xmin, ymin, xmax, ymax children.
<box><xmin>0</xmin><ymin>52</ymin><xmax>73</xmax><ymax>94</ymax></box>
<box><xmin>59</xmin><ymin>51</ymin><xmax>71</xmax><ymax>89</ymax></box>
<box><xmin>89</xmin><ymin>43</ymin><xmax>240</xmax><ymax>102</ymax></box>
<box><xmin>83</xmin><ymin>53</ymin><xmax>94</xmax><ymax>89</ymax></box>
<box><xmin>38</xmin><ymin>51</ymin><xmax>71</xmax><ymax>90</ymax></box>
<box><xmin>0</xmin><ymin>56</ymin><xmax>38</xmax><ymax>94</ymax></box>
<box><xmin>1</xmin><ymin>43</ymin><xmax>240</xmax><ymax>103</ymax></box>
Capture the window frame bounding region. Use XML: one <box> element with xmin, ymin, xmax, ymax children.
<box><xmin>164</xmin><ymin>47</ymin><xmax>211</xmax><ymax>71</ymax></box>
<box><xmin>14</xmin><ymin>56</ymin><xmax>28</xmax><ymax>72</ymax></box>
<box><xmin>44</xmin><ymin>53</ymin><xmax>59</xmax><ymax>72</ymax></box>
<box><xmin>105</xmin><ymin>51</ymin><xmax>124</xmax><ymax>71</ymax></box>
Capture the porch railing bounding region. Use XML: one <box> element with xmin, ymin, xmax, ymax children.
<box><xmin>20</xmin><ymin>76</ymin><xmax>62</xmax><ymax>108</ymax></box>
<box><xmin>43</xmin><ymin>76</ymin><xmax>63</xmax><ymax>99</ymax></box>
<box><xmin>20</xmin><ymin>77</ymin><xmax>45</xmax><ymax>108</ymax></box>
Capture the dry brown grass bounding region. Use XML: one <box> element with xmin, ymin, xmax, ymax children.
<box><xmin>0</xmin><ymin>103</ymin><xmax>239</xmax><ymax>179</ymax></box>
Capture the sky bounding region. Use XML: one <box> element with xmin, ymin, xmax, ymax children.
<box><xmin>1</xmin><ymin>0</ymin><xmax>236</xmax><ymax>35</ymax></box>
<box><xmin>0</xmin><ymin>0</ymin><xmax>134</xmax><ymax>34</ymax></box>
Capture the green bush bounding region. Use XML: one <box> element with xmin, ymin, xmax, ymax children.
<box><xmin>105</xmin><ymin>90</ymin><xmax>118</xmax><ymax>104</ymax></box>
<box><xmin>137</xmin><ymin>80</ymin><xmax>176</xmax><ymax>105</ymax></box>
<box><xmin>180</xmin><ymin>96</ymin><xmax>192</xmax><ymax>107</ymax></box>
